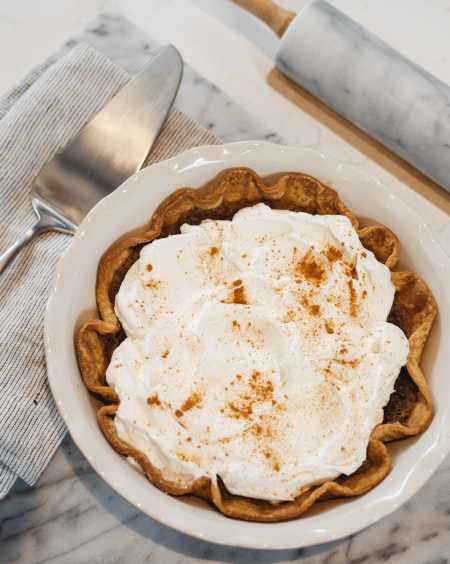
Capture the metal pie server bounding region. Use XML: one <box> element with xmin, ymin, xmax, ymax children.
<box><xmin>0</xmin><ymin>44</ymin><xmax>183</xmax><ymax>274</ymax></box>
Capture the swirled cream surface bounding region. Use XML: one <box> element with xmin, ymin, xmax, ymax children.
<box><xmin>106</xmin><ymin>204</ymin><xmax>408</xmax><ymax>501</ymax></box>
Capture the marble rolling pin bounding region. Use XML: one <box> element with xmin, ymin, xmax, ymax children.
<box><xmin>232</xmin><ymin>0</ymin><xmax>450</xmax><ymax>192</ymax></box>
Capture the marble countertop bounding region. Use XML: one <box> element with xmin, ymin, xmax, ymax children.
<box><xmin>1</xmin><ymin>2</ymin><xmax>449</xmax><ymax>563</ymax></box>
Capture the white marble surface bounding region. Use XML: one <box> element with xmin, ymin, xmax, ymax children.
<box><xmin>1</xmin><ymin>1</ymin><xmax>450</xmax><ymax>563</ymax></box>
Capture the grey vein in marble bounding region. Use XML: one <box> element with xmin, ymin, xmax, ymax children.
<box><xmin>276</xmin><ymin>0</ymin><xmax>450</xmax><ymax>192</ymax></box>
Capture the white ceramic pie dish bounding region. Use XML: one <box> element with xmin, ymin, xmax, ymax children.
<box><xmin>45</xmin><ymin>141</ymin><xmax>450</xmax><ymax>550</ymax></box>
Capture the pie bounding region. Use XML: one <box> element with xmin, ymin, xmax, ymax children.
<box><xmin>76</xmin><ymin>168</ymin><xmax>437</xmax><ymax>522</ymax></box>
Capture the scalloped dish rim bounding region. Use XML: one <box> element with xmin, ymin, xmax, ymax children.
<box><xmin>45</xmin><ymin>141</ymin><xmax>450</xmax><ymax>550</ymax></box>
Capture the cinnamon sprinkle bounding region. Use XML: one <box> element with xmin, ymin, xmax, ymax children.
<box><xmin>347</xmin><ymin>279</ymin><xmax>358</xmax><ymax>317</ymax></box>
<box><xmin>180</xmin><ymin>391</ymin><xmax>203</xmax><ymax>412</ymax></box>
<box><xmin>300</xmin><ymin>296</ymin><xmax>321</xmax><ymax>317</ymax></box>
<box><xmin>232</xmin><ymin>281</ymin><xmax>247</xmax><ymax>305</ymax></box>
<box><xmin>346</xmin><ymin>257</ymin><xmax>359</xmax><ymax>280</ymax></box>
<box><xmin>146</xmin><ymin>279</ymin><xmax>160</xmax><ymax>289</ymax></box>
<box><xmin>334</xmin><ymin>357</ymin><xmax>360</xmax><ymax>369</ymax></box>
<box><xmin>282</xmin><ymin>309</ymin><xmax>296</xmax><ymax>323</ymax></box>
<box><xmin>232</xmin><ymin>320</ymin><xmax>240</xmax><ymax>331</ymax></box>
<box><xmin>311</xmin><ymin>304</ymin><xmax>321</xmax><ymax>316</ymax></box>
<box><xmin>221</xmin><ymin>279</ymin><xmax>249</xmax><ymax>305</ymax></box>
<box><xmin>294</xmin><ymin>248</ymin><xmax>326</xmax><ymax>286</ymax></box>
<box><xmin>225</xmin><ymin>371</ymin><xmax>275</xmax><ymax>425</ymax></box>
<box><xmin>228</xmin><ymin>401</ymin><xmax>253</xmax><ymax>419</ymax></box>
<box><xmin>324</xmin><ymin>245</ymin><xmax>343</xmax><ymax>263</ymax></box>
<box><xmin>250</xmin><ymin>370</ymin><xmax>274</xmax><ymax>398</ymax></box>
<box><xmin>147</xmin><ymin>394</ymin><xmax>161</xmax><ymax>407</ymax></box>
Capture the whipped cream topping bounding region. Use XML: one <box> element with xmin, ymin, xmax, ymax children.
<box><xmin>107</xmin><ymin>204</ymin><xmax>409</xmax><ymax>501</ymax></box>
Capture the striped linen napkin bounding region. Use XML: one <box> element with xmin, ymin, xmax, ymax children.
<box><xmin>0</xmin><ymin>42</ymin><xmax>219</xmax><ymax>499</ymax></box>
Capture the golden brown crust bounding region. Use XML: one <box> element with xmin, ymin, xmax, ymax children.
<box><xmin>358</xmin><ymin>225</ymin><xmax>400</xmax><ymax>270</ymax></box>
<box><xmin>209</xmin><ymin>439</ymin><xmax>391</xmax><ymax>522</ymax></box>
<box><xmin>374</xmin><ymin>271</ymin><xmax>437</xmax><ymax>441</ymax></box>
<box><xmin>97</xmin><ymin>404</ymin><xmax>211</xmax><ymax>495</ymax></box>
<box><xmin>75</xmin><ymin>167</ymin><xmax>437</xmax><ymax>522</ymax></box>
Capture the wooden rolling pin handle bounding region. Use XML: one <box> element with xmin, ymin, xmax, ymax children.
<box><xmin>230</xmin><ymin>0</ymin><xmax>296</xmax><ymax>37</ymax></box>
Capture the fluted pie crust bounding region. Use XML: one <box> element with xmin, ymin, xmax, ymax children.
<box><xmin>76</xmin><ymin>167</ymin><xmax>437</xmax><ymax>522</ymax></box>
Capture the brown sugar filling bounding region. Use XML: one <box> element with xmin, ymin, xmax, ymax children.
<box><xmin>383</xmin><ymin>368</ymin><xmax>419</xmax><ymax>424</ymax></box>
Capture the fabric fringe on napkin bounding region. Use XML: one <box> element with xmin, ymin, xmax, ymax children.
<box><xmin>0</xmin><ymin>42</ymin><xmax>219</xmax><ymax>499</ymax></box>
